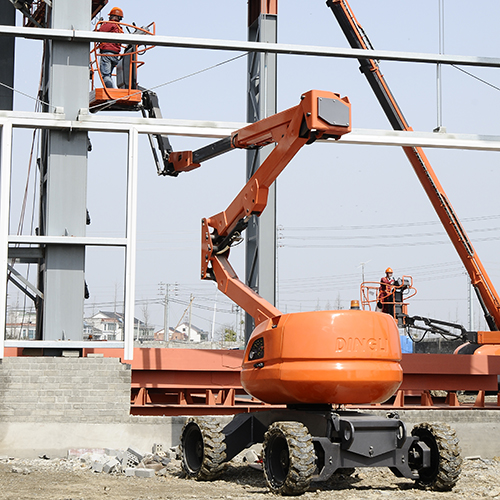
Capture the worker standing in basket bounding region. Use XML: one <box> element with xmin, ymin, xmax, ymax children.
<box><xmin>98</xmin><ymin>7</ymin><xmax>124</xmax><ymax>88</ymax></box>
<box><xmin>378</xmin><ymin>267</ymin><xmax>395</xmax><ymax>316</ymax></box>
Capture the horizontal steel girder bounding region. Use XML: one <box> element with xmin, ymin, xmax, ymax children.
<box><xmin>2</xmin><ymin>112</ymin><xmax>500</xmax><ymax>151</ymax></box>
<box><xmin>1</xmin><ymin>24</ymin><xmax>500</xmax><ymax>68</ymax></box>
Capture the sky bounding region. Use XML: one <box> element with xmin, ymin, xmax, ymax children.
<box><xmin>7</xmin><ymin>0</ymin><xmax>500</xmax><ymax>339</ymax></box>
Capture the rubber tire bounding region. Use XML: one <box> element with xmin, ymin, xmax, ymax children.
<box><xmin>411</xmin><ymin>422</ymin><xmax>462</xmax><ymax>491</ymax></box>
<box><xmin>180</xmin><ymin>417</ymin><xmax>227</xmax><ymax>480</ymax></box>
<box><xmin>263</xmin><ymin>421</ymin><xmax>316</xmax><ymax>496</ymax></box>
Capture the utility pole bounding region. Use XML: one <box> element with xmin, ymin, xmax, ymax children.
<box><xmin>468</xmin><ymin>276</ymin><xmax>474</xmax><ymax>331</ymax></box>
<box><xmin>358</xmin><ymin>261</ymin><xmax>371</xmax><ymax>283</ymax></box>
<box><xmin>188</xmin><ymin>293</ymin><xmax>193</xmax><ymax>341</ymax></box>
<box><xmin>159</xmin><ymin>282</ymin><xmax>170</xmax><ymax>341</ymax></box>
<box><xmin>164</xmin><ymin>283</ymin><xmax>169</xmax><ymax>341</ymax></box>
<box><xmin>211</xmin><ymin>289</ymin><xmax>217</xmax><ymax>342</ymax></box>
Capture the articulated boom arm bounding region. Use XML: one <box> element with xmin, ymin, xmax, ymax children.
<box><xmin>328</xmin><ymin>0</ymin><xmax>500</xmax><ymax>331</ymax></box>
<box><xmin>177</xmin><ymin>90</ymin><xmax>351</xmax><ymax>325</ymax></box>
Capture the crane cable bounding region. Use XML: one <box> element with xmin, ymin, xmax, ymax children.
<box><xmin>436</xmin><ymin>0</ymin><xmax>445</xmax><ymax>130</ymax></box>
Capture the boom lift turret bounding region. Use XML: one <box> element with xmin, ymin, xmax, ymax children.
<box><xmin>327</xmin><ymin>0</ymin><xmax>500</xmax><ymax>353</ymax></box>
<box><xmin>172</xmin><ymin>91</ymin><xmax>462</xmax><ymax>494</ymax></box>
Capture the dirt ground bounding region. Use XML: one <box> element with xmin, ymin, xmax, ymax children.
<box><xmin>0</xmin><ymin>454</ymin><xmax>499</xmax><ymax>500</ymax></box>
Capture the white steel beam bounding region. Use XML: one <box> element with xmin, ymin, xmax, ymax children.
<box><xmin>124</xmin><ymin>128</ymin><xmax>139</xmax><ymax>361</ymax></box>
<box><xmin>1</xmin><ymin>24</ymin><xmax>500</xmax><ymax>68</ymax></box>
<box><xmin>9</xmin><ymin>235</ymin><xmax>128</xmax><ymax>246</ymax></box>
<box><xmin>7</xmin><ymin>264</ymin><xmax>43</xmax><ymax>299</ymax></box>
<box><xmin>3</xmin><ymin>112</ymin><xmax>500</xmax><ymax>151</ymax></box>
<box><xmin>0</xmin><ymin>123</ymin><xmax>12</xmax><ymax>359</ymax></box>
<box><xmin>327</xmin><ymin>128</ymin><xmax>500</xmax><ymax>152</ymax></box>
<box><xmin>0</xmin><ymin>109</ymin><xmax>66</xmax><ymax>126</ymax></box>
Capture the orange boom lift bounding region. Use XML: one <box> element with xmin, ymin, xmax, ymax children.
<box><xmin>171</xmin><ymin>91</ymin><xmax>462</xmax><ymax>494</ymax></box>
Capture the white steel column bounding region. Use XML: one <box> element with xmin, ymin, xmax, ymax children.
<box><xmin>0</xmin><ymin>123</ymin><xmax>12</xmax><ymax>358</ymax></box>
<box><xmin>124</xmin><ymin>127</ymin><xmax>139</xmax><ymax>361</ymax></box>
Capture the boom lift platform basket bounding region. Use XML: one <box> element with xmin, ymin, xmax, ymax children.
<box><xmin>89</xmin><ymin>20</ymin><xmax>156</xmax><ymax>112</ymax></box>
<box><xmin>360</xmin><ymin>276</ymin><xmax>416</xmax><ymax>326</ymax></box>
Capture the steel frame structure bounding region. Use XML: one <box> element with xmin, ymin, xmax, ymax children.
<box><xmin>2</xmin><ymin>21</ymin><xmax>500</xmax><ymax>360</ymax></box>
<box><xmin>2</xmin><ymin>112</ymin><xmax>500</xmax><ymax>359</ymax></box>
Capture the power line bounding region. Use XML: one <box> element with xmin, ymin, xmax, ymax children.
<box><xmin>281</xmin><ymin>235</ymin><xmax>500</xmax><ymax>249</ymax></box>
<box><xmin>0</xmin><ymin>80</ymin><xmax>55</xmax><ymax>110</ymax></box>
<box><xmin>283</xmin><ymin>226</ymin><xmax>500</xmax><ymax>242</ymax></box>
<box><xmin>89</xmin><ymin>52</ymin><xmax>247</xmax><ymax>111</ymax></box>
<box><xmin>281</xmin><ymin>214</ymin><xmax>500</xmax><ymax>232</ymax></box>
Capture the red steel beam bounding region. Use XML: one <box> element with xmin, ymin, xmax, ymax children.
<box><xmin>248</xmin><ymin>0</ymin><xmax>278</xmax><ymax>26</ymax></box>
<box><xmin>5</xmin><ymin>348</ymin><xmax>500</xmax><ymax>412</ymax></box>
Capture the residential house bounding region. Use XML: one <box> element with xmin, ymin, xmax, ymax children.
<box><xmin>154</xmin><ymin>323</ymin><xmax>208</xmax><ymax>342</ymax></box>
<box><xmin>5</xmin><ymin>308</ymin><xmax>36</xmax><ymax>339</ymax></box>
<box><xmin>85</xmin><ymin>311</ymin><xmax>154</xmax><ymax>341</ymax></box>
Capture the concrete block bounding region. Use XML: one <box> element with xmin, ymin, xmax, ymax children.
<box><xmin>103</xmin><ymin>458</ymin><xmax>120</xmax><ymax>473</ymax></box>
<box><xmin>62</xmin><ymin>350</ymin><xmax>80</xmax><ymax>357</ymax></box>
<box><xmin>116</xmin><ymin>450</ymin><xmax>128</xmax><ymax>464</ymax></box>
<box><xmin>243</xmin><ymin>449</ymin><xmax>260</xmax><ymax>463</ymax></box>
<box><xmin>134</xmin><ymin>468</ymin><xmax>155</xmax><ymax>478</ymax></box>
<box><xmin>126</xmin><ymin>448</ymin><xmax>143</xmax><ymax>467</ymax></box>
<box><xmin>92</xmin><ymin>461</ymin><xmax>104</xmax><ymax>473</ymax></box>
<box><xmin>124</xmin><ymin>468</ymin><xmax>136</xmax><ymax>477</ymax></box>
<box><xmin>153</xmin><ymin>454</ymin><xmax>170</xmax><ymax>466</ymax></box>
<box><xmin>152</xmin><ymin>443</ymin><xmax>163</xmax><ymax>455</ymax></box>
<box><xmin>145</xmin><ymin>463</ymin><xmax>164</xmax><ymax>472</ymax></box>
<box><xmin>156</xmin><ymin>467</ymin><xmax>168</xmax><ymax>476</ymax></box>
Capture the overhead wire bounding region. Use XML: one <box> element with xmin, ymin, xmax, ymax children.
<box><xmin>280</xmin><ymin>237</ymin><xmax>500</xmax><ymax>249</ymax></box>
<box><xmin>88</xmin><ymin>51</ymin><xmax>248</xmax><ymax>112</ymax></box>
<box><xmin>283</xmin><ymin>226</ymin><xmax>500</xmax><ymax>241</ymax></box>
<box><xmin>281</xmin><ymin>214</ymin><xmax>500</xmax><ymax>232</ymax></box>
<box><xmin>0</xmin><ymin>80</ymin><xmax>55</xmax><ymax>111</ymax></box>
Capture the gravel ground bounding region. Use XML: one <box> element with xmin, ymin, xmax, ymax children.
<box><xmin>0</xmin><ymin>454</ymin><xmax>499</xmax><ymax>500</ymax></box>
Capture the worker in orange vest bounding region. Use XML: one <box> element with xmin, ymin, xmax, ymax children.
<box><xmin>378</xmin><ymin>267</ymin><xmax>395</xmax><ymax>315</ymax></box>
<box><xmin>98</xmin><ymin>7</ymin><xmax>124</xmax><ymax>88</ymax></box>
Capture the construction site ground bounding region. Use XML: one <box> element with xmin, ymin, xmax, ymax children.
<box><xmin>1</xmin><ymin>454</ymin><xmax>499</xmax><ymax>500</ymax></box>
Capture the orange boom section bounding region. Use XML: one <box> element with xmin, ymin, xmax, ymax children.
<box><xmin>241</xmin><ymin>309</ymin><xmax>402</xmax><ymax>405</ymax></box>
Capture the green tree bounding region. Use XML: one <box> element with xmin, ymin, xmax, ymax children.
<box><xmin>223</xmin><ymin>326</ymin><xmax>237</xmax><ymax>342</ymax></box>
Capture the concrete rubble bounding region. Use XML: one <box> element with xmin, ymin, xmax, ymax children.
<box><xmin>67</xmin><ymin>443</ymin><xmax>172</xmax><ymax>478</ymax></box>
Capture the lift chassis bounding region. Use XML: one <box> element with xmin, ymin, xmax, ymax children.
<box><xmin>181</xmin><ymin>407</ymin><xmax>461</xmax><ymax>494</ymax></box>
